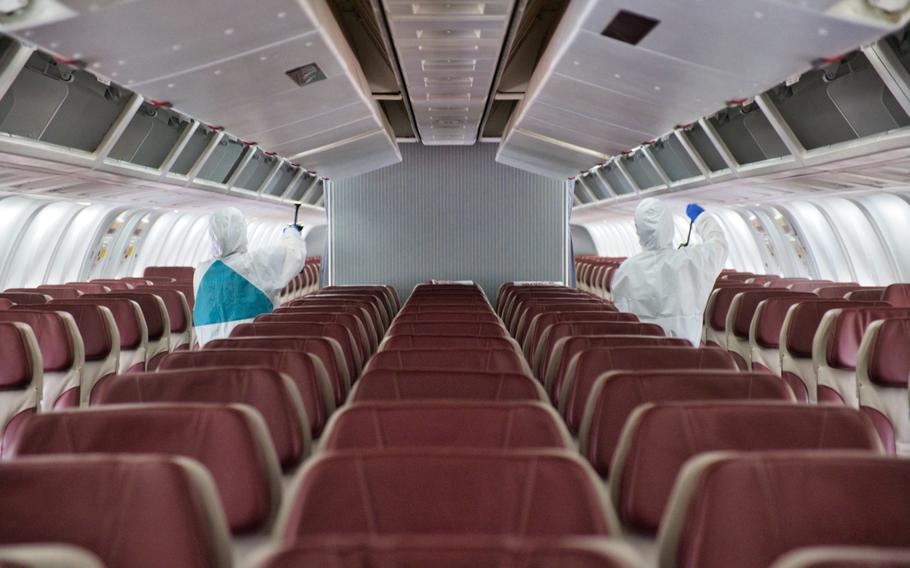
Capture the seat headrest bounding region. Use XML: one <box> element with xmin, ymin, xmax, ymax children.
<box><xmin>0</xmin><ymin>322</ymin><xmax>38</xmax><ymax>389</ymax></box>
<box><xmin>351</xmin><ymin>369</ymin><xmax>544</xmax><ymax>402</ymax></box>
<box><xmin>86</xmin><ymin>293</ymin><xmax>165</xmax><ymax>340</ymax></box>
<box><xmin>731</xmin><ymin>291</ymin><xmax>815</xmax><ymax>338</ymax></box>
<box><xmin>826</xmin><ymin>307</ymin><xmax>910</xmax><ymax>369</ymax></box>
<box><xmin>708</xmin><ymin>286</ymin><xmax>763</xmax><ymax>331</ymax></box>
<box><xmin>883</xmin><ymin>284</ymin><xmax>910</xmax><ymax>307</ymax></box>
<box><xmin>53</xmin><ymin>298</ymin><xmax>143</xmax><ymax>349</ymax></box>
<box><xmin>365</xmin><ymin>348</ymin><xmax>528</xmax><ymax>374</ymax></box>
<box><xmin>784</xmin><ymin>300</ymin><xmax>875</xmax><ymax>358</ymax></box>
<box><xmin>0</xmin><ymin>310</ymin><xmax>75</xmax><ymax>371</ymax></box>
<box><xmin>0</xmin><ymin>292</ymin><xmax>49</xmax><ymax>305</ymax></box>
<box><xmin>22</xmin><ymin>304</ymin><xmax>113</xmax><ymax>361</ymax></box>
<box><xmin>388</xmin><ymin>322</ymin><xmax>508</xmax><ymax>337</ymax></box>
<box><xmin>865</xmin><ymin>318</ymin><xmax>910</xmax><ymax>387</ymax></box>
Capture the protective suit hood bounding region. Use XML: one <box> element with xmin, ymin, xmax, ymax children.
<box><xmin>209</xmin><ymin>207</ymin><xmax>249</xmax><ymax>258</ymax></box>
<box><xmin>635</xmin><ymin>198</ymin><xmax>675</xmax><ymax>251</ymax></box>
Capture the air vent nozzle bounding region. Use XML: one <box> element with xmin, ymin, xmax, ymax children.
<box><xmin>286</xmin><ymin>63</ymin><xmax>327</xmax><ymax>87</ymax></box>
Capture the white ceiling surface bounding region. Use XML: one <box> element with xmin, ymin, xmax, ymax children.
<box><xmin>11</xmin><ymin>0</ymin><xmax>400</xmax><ymax>179</ymax></box>
<box><xmin>499</xmin><ymin>0</ymin><xmax>905</xmax><ymax>179</ymax></box>
<box><xmin>382</xmin><ymin>0</ymin><xmax>516</xmax><ymax>144</ymax></box>
<box><xmin>571</xmin><ymin>145</ymin><xmax>910</xmax><ymax>224</ymax></box>
<box><xmin>0</xmin><ymin>151</ymin><xmax>324</xmax><ymax>224</ymax></box>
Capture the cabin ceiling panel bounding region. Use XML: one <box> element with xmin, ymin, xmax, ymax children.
<box><xmin>268</xmin><ymin>117</ymin><xmax>380</xmax><ymax>157</ymax></box>
<box><xmin>498</xmin><ymin>0</ymin><xmax>900</xmax><ymax>179</ymax></box>
<box><xmin>497</xmin><ymin>129</ymin><xmax>604</xmax><ymax>178</ymax></box>
<box><xmin>248</xmin><ymin>103</ymin><xmax>372</xmax><ymax>149</ymax></box>
<box><xmin>292</xmin><ymin>130</ymin><xmax>403</xmax><ymax>179</ymax></box>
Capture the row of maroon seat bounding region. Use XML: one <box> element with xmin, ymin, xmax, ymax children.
<box><xmin>500</xmin><ymin>280</ymin><xmax>910</xmax><ymax>567</ymax></box>
<box><xmin>278</xmin><ymin>256</ymin><xmax>321</xmax><ymax>303</ymax></box>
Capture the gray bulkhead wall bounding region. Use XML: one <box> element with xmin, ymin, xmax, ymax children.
<box><xmin>328</xmin><ymin>143</ymin><xmax>567</xmax><ymax>299</ymax></box>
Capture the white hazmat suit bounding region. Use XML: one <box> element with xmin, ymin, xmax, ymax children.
<box><xmin>610</xmin><ymin>198</ymin><xmax>728</xmax><ymax>346</ymax></box>
<box><xmin>193</xmin><ymin>207</ymin><xmax>306</xmax><ymax>346</ymax></box>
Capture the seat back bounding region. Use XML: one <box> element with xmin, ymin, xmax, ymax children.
<box><xmin>613</xmin><ymin>403</ymin><xmax>881</xmax><ymax>535</ymax></box>
<box><xmin>703</xmin><ymin>285</ymin><xmax>763</xmax><ymax>347</ymax></box>
<box><xmin>560</xmin><ymin>346</ymin><xmax>738</xmax><ymax>433</ymax></box>
<box><xmin>579</xmin><ymin>370</ymin><xmax>793</xmax><ymax>477</ymax></box>
<box><xmin>7</xmin><ymin>287</ymin><xmax>80</xmax><ymax>300</ymax></box>
<box><xmin>143</xmin><ymin>266</ymin><xmax>194</xmax><ymax>283</ymax></box>
<box><xmin>513</xmin><ymin>301</ymin><xmax>614</xmax><ymax>344</ymax></box>
<box><xmin>260</xmin><ymin>536</ymin><xmax>640</xmax><ymax>568</ymax></box>
<box><xmin>846</xmin><ymin>288</ymin><xmax>885</xmax><ymax>301</ymax></box>
<box><xmin>321</xmin><ymin>401</ymin><xmax>571</xmax><ymax>451</ymax></box>
<box><xmin>380</xmin><ymin>335</ymin><xmax>521</xmax><ymax>354</ymax></box>
<box><xmin>815</xmin><ymin>284</ymin><xmax>868</xmax><ymax>299</ymax></box>
<box><xmin>856</xmin><ymin>318</ymin><xmax>910</xmax><ymax>454</ymax></box>
<box><xmin>725</xmin><ymin>291</ymin><xmax>814</xmax><ymax>370</ymax></box>
<box><xmin>0</xmin><ymin>310</ymin><xmax>83</xmax><ymax>410</ymax></box>
<box><xmin>787</xmin><ymin>280</ymin><xmax>835</xmax><ymax>293</ymax></box>
<box><xmin>91</xmin><ymin>367</ymin><xmax>310</xmax><ymax>468</ymax></box>
<box><xmin>84</xmin><ymin>292</ymin><xmax>169</xmax><ymax>369</ymax></box>
<box><xmin>0</xmin><ymin>455</ymin><xmax>232</xmax><ymax>568</ymax></box>
<box><xmin>770</xmin><ymin>546</ymin><xmax>910</xmax><ymax>568</ymax></box>
<box><xmin>278</xmin><ymin>449</ymin><xmax>614</xmax><ymax>542</ymax></box>
<box><xmin>351</xmin><ymin>369</ymin><xmax>546</xmax><ymax>402</ymax></box>
<box><xmin>207</xmin><ymin>336</ymin><xmax>349</xmax><ymax>403</ymax></box>
<box><xmin>545</xmin><ymin>335</ymin><xmax>689</xmax><ymax>401</ymax></box>
<box><xmin>159</xmin><ymin>349</ymin><xmax>334</xmax><ymax>436</ymax></box>
<box><xmin>320</xmin><ymin>285</ymin><xmax>399</xmax><ymax>313</ymax></box>
<box><xmin>314</xmin><ymin>291</ymin><xmax>392</xmax><ymax>327</ymax></box>
<box><xmin>53</xmin><ymin>298</ymin><xmax>147</xmax><ymax>373</ymax></box>
<box><xmin>291</xmin><ymin>297</ymin><xmax>385</xmax><ymax>333</ymax></box>
<box><xmin>814</xmin><ymin>307</ymin><xmax>910</xmax><ymax>407</ymax></box>
<box><xmin>780</xmin><ymin>300</ymin><xmax>883</xmax><ymax>403</ymax></box>
<box><xmin>89</xmin><ymin>279</ymin><xmax>133</xmax><ymax>291</ymax></box>
<box><xmin>0</xmin><ymin>323</ymin><xmax>41</xmax><ymax>458</ymax></box>
<box><xmin>365</xmin><ymin>348</ymin><xmax>532</xmax><ymax>376</ymax></box>
<box><xmin>387</xmin><ymin>322</ymin><xmax>508</xmax><ymax>338</ymax></box>
<box><xmin>394</xmin><ymin>312</ymin><xmax>503</xmax><ymax>326</ymax></box>
<box><xmin>231</xmin><ymin>321</ymin><xmax>361</xmax><ymax>376</ymax></box>
<box><xmin>14</xmin><ymin>404</ymin><xmax>281</xmax><ymax>534</ymax></box>
<box><xmin>62</xmin><ymin>283</ymin><xmax>111</xmax><ymax>295</ymax></box>
<box><xmin>883</xmin><ymin>283</ymin><xmax>910</xmax><ymax>307</ymax></box>
<box><xmin>269</xmin><ymin>308</ymin><xmax>376</xmax><ymax>353</ymax></box>
<box><xmin>17</xmin><ymin>304</ymin><xmax>118</xmax><ymax>405</ymax></box>
<box><xmin>658</xmin><ymin>453</ymin><xmax>910</xmax><ymax>568</ymax></box>
<box><xmin>524</xmin><ymin>310</ymin><xmax>635</xmax><ymax>360</ymax></box>
<box><xmin>534</xmin><ymin>315</ymin><xmax>642</xmax><ymax>375</ymax></box>
<box><xmin>0</xmin><ymin>293</ymin><xmax>49</xmax><ymax>305</ymax></box>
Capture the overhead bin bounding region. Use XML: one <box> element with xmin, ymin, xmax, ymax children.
<box><xmin>262</xmin><ymin>162</ymin><xmax>300</xmax><ymax>198</ymax></box>
<box><xmin>0</xmin><ymin>51</ymin><xmax>131</xmax><ymax>153</ymax></box>
<box><xmin>620</xmin><ymin>151</ymin><xmax>663</xmax><ymax>190</ymax></box>
<box><xmin>169</xmin><ymin>127</ymin><xmax>218</xmax><ymax>176</ymax></box>
<box><xmin>234</xmin><ymin>149</ymin><xmax>279</xmax><ymax>192</ymax></box>
<box><xmin>599</xmin><ymin>162</ymin><xmax>635</xmax><ymax>196</ymax></box>
<box><xmin>108</xmin><ymin>102</ymin><xmax>191</xmax><ymax>169</ymax></box>
<box><xmin>707</xmin><ymin>103</ymin><xmax>790</xmax><ymax>165</ymax></box>
<box><xmin>681</xmin><ymin>123</ymin><xmax>728</xmax><ymax>172</ymax></box>
<box><xmin>196</xmin><ymin>137</ymin><xmax>248</xmax><ymax>185</ymax></box>
<box><xmin>649</xmin><ymin>135</ymin><xmax>701</xmax><ymax>182</ymax></box>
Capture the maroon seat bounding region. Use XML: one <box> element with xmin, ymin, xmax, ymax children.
<box><xmin>719</xmin><ymin>272</ymin><xmax>756</xmax><ymax>282</ymax></box>
<box><xmin>0</xmin><ymin>455</ymin><xmax>231</xmax><ymax>568</ymax></box>
<box><xmin>857</xmin><ymin>318</ymin><xmax>910</xmax><ymax>455</ymax></box>
<box><xmin>397</xmin><ymin>304</ymin><xmax>492</xmax><ymax>315</ymax></box>
<box><xmin>322</xmin><ymin>401</ymin><xmax>570</xmax><ymax>451</ymax></box>
<box><xmin>579</xmin><ymin>370</ymin><xmax>793</xmax><ymax>477</ymax></box>
<box><xmin>53</xmin><ymin>298</ymin><xmax>147</xmax><ymax>373</ymax></box>
<box><xmin>143</xmin><ymin>266</ymin><xmax>194</xmax><ymax>283</ymax></box>
<box><xmin>545</xmin><ymin>335</ymin><xmax>689</xmax><ymax>400</ymax></box>
<box><xmin>613</xmin><ymin>403</ymin><xmax>881</xmax><ymax>535</ymax></box>
<box><xmin>260</xmin><ymin>536</ymin><xmax>639</xmax><ymax>568</ymax></box>
<box><xmin>13</xmin><ymin>404</ymin><xmax>280</xmax><ymax>534</ymax></box>
<box><xmin>351</xmin><ymin>369</ymin><xmax>546</xmax><ymax>402</ymax></box>
<box><xmin>62</xmin><ymin>283</ymin><xmax>111</xmax><ymax>295</ymax></box>
<box><xmin>92</xmin><ymin>368</ymin><xmax>310</xmax><ymax>468</ymax></box>
<box><xmin>380</xmin><ymin>335</ymin><xmax>520</xmax><ymax>353</ymax></box>
<box><xmin>884</xmin><ymin>283</ymin><xmax>910</xmax><ymax>307</ymax></box>
<box><xmin>764</xmin><ymin>277</ymin><xmax>809</xmax><ymax>288</ymax></box>
<box><xmin>746</xmin><ymin>275</ymin><xmax>780</xmax><ymax>286</ymax></box>
<box><xmin>231</xmin><ymin>321</ymin><xmax>361</xmax><ymax>377</ymax></box>
<box><xmin>159</xmin><ymin>349</ymin><xmax>334</xmax><ymax>436</ymax></box>
<box><xmin>83</xmin><ymin>292</ymin><xmax>169</xmax><ymax>369</ymax></box>
<box><xmin>278</xmin><ymin>449</ymin><xmax>613</xmax><ymax>543</ymax></box>
<box><xmin>207</xmin><ymin>336</ymin><xmax>349</xmax><ymax>403</ymax></box>
<box><xmin>703</xmin><ymin>285</ymin><xmax>764</xmax><ymax>347</ymax></box>
<box><xmin>725</xmin><ymin>290</ymin><xmax>815</xmax><ymax>369</ymax></box>
<box><xmin>6</xmin><ymin>287</ymin><xmax>80</xmax><ymax>300</ymax></box>
<box><xmin>560</xmin><ymin>346</ymin><xmax>738</xmax><ymax>433</ymax></box>
<box><xmin>770</xmin><ymin>546</ymin><xmax>910</xmax><ymax>568</ymax></box>
<box><xmin>0</xmin><ymin>544</ymin><xmax>104</xmax><ymax>567</ymax></box>
<box><xmin>512</xmin><ymin>300</ymin><xmax>614</xmax><ymax>342</ymax></box>
<box><xmin>392</xmin><ymin>312</ymin><xmax>504</xmax><ymax>326</ymax></box>
<box><xmin>0</xmin><ymin>293</ymin><xmax>49</xmax><ymax>305</ymax></box>
<box><xmin>316</xmin><ymin>289</ymin><xmax>395</xmax><ymax>323</ymax></box>
<box><xmin>0</xmin><ymin>299</ymin><xmax>10</xmax><ymax>310</ymax></box>
<box><xmin>137</xmin><ymin>281</ymin><xmax>195</xmax><ymax>312</ymax></box>
<box><xmin>269</xmin><ymin>308</ymin><xmax>376</xmax><ymax>353</ymax></box>
<box><xmin>780</xmin><ymin>300</ymin><xmax>886</xmax><ymax>403</ymax></box>
<box><xmin>787</xmin><ymin>280</ymin><xmax>835</xmax><ymax>293</ymax></box>
<box><xmin>815</xmin><ymin>284</ymin><xmax>870</xmax><ymax>299</ymax></box>
<box><xmin>502</xmin><ymin>289</ymin><xmax>587</xmax><ymax>325</ymax></box>
<box><xmin>659</xmin><ymin>452</ymin><xmax>910</xmax><ymax>568</ymax></box>
<box><xmin>291</xmin><ymin>297</ymin><xmax>385</xmax><ymax>334</ymax></box>
<box><xmin>0</xmin><ymin>323</ymin><xmax>41</xmax><ymax>458</ymax></box>
<box><xmin>846</xmin><ymin>288</ymin><xmax>886</xmax><ymax>301</ymax></box>
<box><xmin>127</xmin><ymin>287</ymin><xmax>190</xmax><ymax>347</ymax></box>
<box><xmin>508</xmin><ymin>296</ymin><xmax>607</xmax><ymax>334</ymax></box>
<box><xmin>816</xmin><ymin>307</ymin><xmax>910</xmax><ymax>406</ymax></box>
<box><xmin>524</xmin><ymin>310</ymin><xmax>630</xmax><ymax>360</ymax></box>
<box><xmin>320</xmin><ymin>285</ymin><xmax>400</xmax><ymax>314</ymax></box>
<box><xmin>535</xmin><ymin>319</ymin><xmax>655</xmax><ymax>376</ymax></box>
<box><xmin>365</xmin><ymin>348</ymin><xmax>531</xmax><ymax>376</ymax></box>
<box><xmin>89</xmin><ymin>279</ymin><xmax>134</xmax><ymax>291</ymax></box>
<box><xmin>497</xmin><ymin>282</ymin><xmax>571</xmax><ymax>313</ymax></box>
<box><xmin>387</xmin><ymin>322</ymin><xmax>509</xmax><ymax>338</ymax></box>
<box><xmin>17</xmin><ymin>304</ymin><xmax>117</xmax><ymax>406</ymax></box>
<box><xmin>0</xmin><ymin>310</ymin><xmax>80</xmax><ymax>410</ymax></box>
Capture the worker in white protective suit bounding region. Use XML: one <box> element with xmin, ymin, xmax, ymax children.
<box><xmin>193</xmin><ymin>207</ymin><xmax>306</xmax><ymax>346</ymax></box>
<box><xmin>610</xmin><ymin>198</ymin><xmax>728</xmax><ymax>346</ymax></box>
